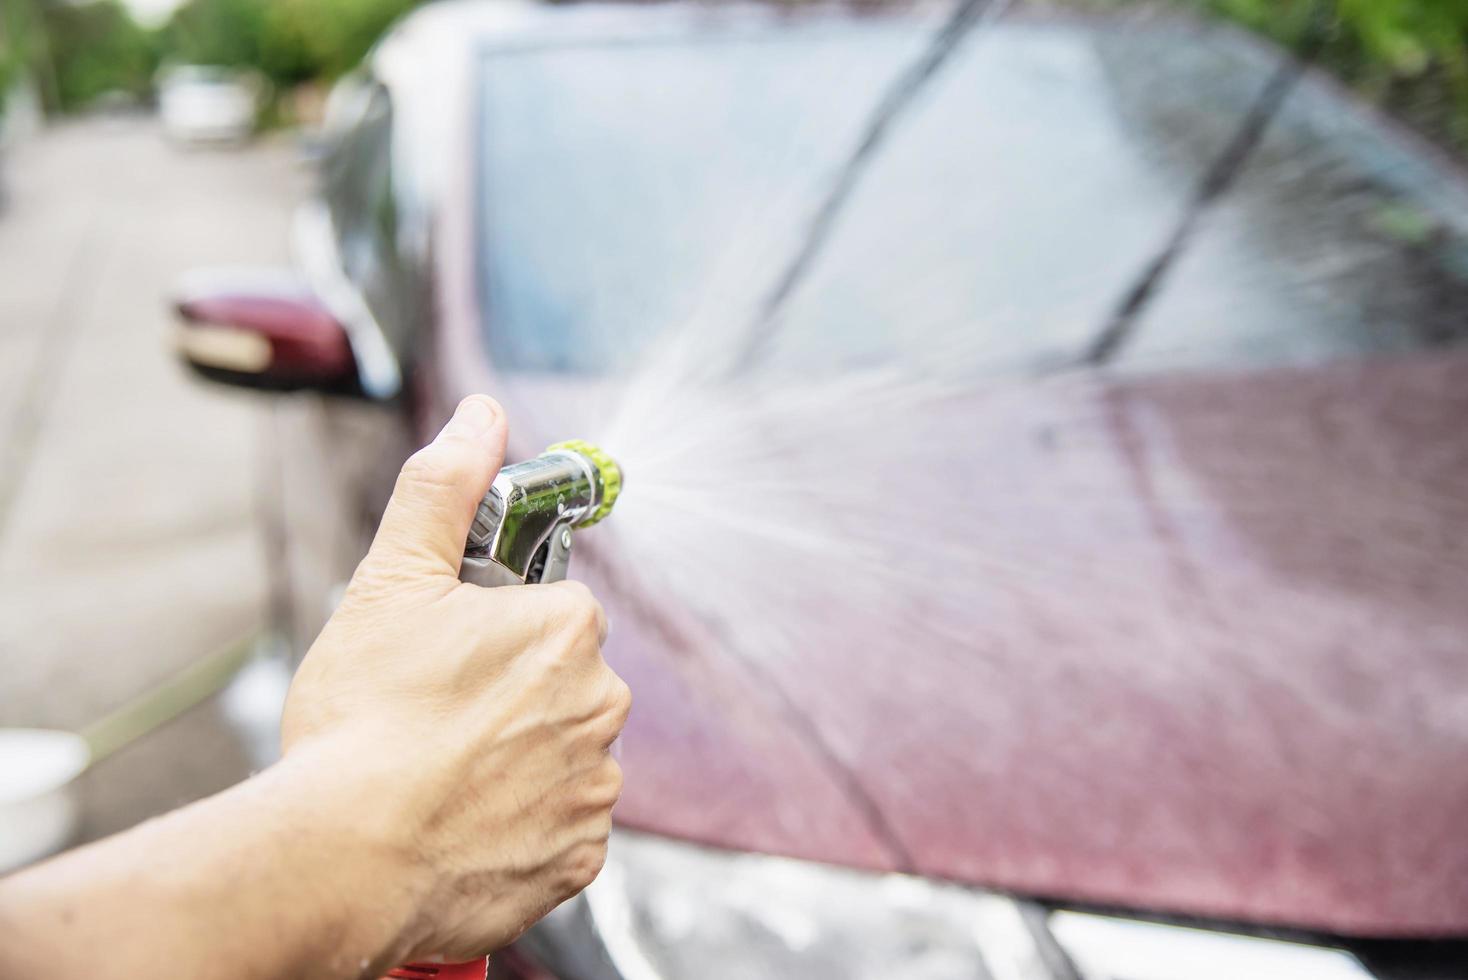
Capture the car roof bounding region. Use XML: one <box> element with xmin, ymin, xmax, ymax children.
<box><xmin>376</xmin><ymin>0</ymin><xmax>937</xmax><ymax>69</ymax></box>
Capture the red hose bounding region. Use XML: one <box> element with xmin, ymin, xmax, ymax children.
<box><xmin>385</xmin><ymin>958</ymin><xmax>489</xmax><ymax>979</ymax></box>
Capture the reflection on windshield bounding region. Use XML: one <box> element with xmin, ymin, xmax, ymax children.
<box><xmin>478</xmin><ymin>19</ymin><xmax>1468</xmax><ymax>381</ymax></box>
<box><xmin>476</xmin><ymin>27</ymin><xmax>928</xmax><ymax>375</ymax></box>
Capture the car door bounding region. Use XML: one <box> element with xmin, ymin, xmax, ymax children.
<box><xmin>273</xmin><ymin>76</ymin><xmax>422</xmax><ymax>658</ymax></box>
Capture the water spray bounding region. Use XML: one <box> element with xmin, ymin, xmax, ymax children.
<box><xmin>389</xmin><ymin>439</ymin><xmax>623</xmax><ymax>980</ymax></box>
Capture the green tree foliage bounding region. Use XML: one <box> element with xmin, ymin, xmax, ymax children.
<box><xmin>2</xmin><ymin>0</ymin><xmax>156</xmax><ymax>112</ymax></box>
<box><xmin>1202</xmin><ymin>0</ymin><xmax>1468</xmax><ymax>147</ymax></box>
<box><xmin>40</xmin><ymin>0</ymin><xmax>155</xmax><ymax>109</ymax></box>
<box><xmin>161</xmin><ymin>0</ymin><xmax>422</xmax><ymax>87</ymax></box>
<box><xmin>160</xmin><ymin>0</ymin><xmax>271</xmax><ymax>74</ymax></box>
<box><xmin>1</xmin><ymin>0</ymin><xmax>48</xmax><ymax>102</ymax></box>
<box><xmin>276</xmin><ymin>0</ymin><xmax>422</xmax><ymax>80</ymax></box>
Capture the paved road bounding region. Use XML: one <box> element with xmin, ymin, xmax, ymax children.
<box><xmin>0</xmin><ymin>119</ymin><xmax>306</xmax><ymax>842</ymax></box>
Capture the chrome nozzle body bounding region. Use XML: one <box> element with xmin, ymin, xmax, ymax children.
<box><xmin>462</xmin><ymin>445</ymin><xmax>619</xmax><ymax>587</ymax></box>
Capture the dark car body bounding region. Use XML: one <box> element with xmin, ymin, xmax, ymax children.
<box><xmin>176</xmin><ymin>0</ymin><xmax>1468</xmax><ymax>974</ymax></box>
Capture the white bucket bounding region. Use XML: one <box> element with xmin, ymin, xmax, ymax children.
<box><xmin>0</xmin><ymin>728</ymin><xmax>91</xmax><ymax>873</ymax></box>
<box><xmin>0</xmin><ymin>633</ymin><xmax>261</xmax><ymax>873</ymax></box>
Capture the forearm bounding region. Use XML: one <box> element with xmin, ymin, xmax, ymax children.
<box><xmin>0</xmin><ymin>398</ymin><xmax>627</xmax><ymax>974</ymax></box>
<box><xmin>0</xmin><ymin>740</ymin><xmax>426</xmax><ymax>980</ymax></box>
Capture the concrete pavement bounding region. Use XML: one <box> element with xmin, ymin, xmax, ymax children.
<box><xmin>0</xmin><ymin>119</ymin><xmax>305</xmax><ymax>842</ymax></box>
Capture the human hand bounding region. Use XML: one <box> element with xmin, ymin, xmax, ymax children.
<box><xmin>280</xmin><ymin>395</ymin><xmax>631</xmax><ymax>963</ymax></box>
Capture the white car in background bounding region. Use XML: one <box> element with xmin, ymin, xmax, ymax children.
<box><xmin>157</xmin><ymin>66</ymin><xmax>260</xmax><ymax>144</ymax></box>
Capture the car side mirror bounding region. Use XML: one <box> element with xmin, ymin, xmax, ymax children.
<box><xmin>172</xmin><ymin>269</ymin><xmax>362</xmax><ymax>395</ymax></box>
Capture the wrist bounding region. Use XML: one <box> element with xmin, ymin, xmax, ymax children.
<box><xmin>263</xmin><ymin>735</ymin><xmax>439</xmax><ymax>973</ymax></box>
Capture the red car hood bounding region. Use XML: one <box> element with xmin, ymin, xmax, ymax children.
<box><xmin>505</xmin><ymin>352</ymin><xmax>1468</xmax><ymax>937</ymax></box>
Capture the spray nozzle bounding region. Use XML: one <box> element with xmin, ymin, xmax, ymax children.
<box><xmin>461</xmin><ymin>440</ymin><xmax>622</xmax><ymax>587</ymax></box>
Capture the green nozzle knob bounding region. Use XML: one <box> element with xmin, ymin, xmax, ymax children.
<box><xmin>548</xmin><ymin>439</ymin><xmax>621</xmax><ymax>526</ymax></box>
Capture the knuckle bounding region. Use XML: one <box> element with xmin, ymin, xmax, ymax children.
<box><xmin>550</xmin><ymin>579</ymin><xmax>594</xmax><ymax>605</ymax></box>
<box><xmin>557</xmin><ymin>581</ymin><xmax>596</xmax><ymax>613</ymax></box>
<box><xmin>398</xmin><ymin>445</ymin><xmax>473</xmax><ymax>494</ymax></box>
<box><xmin>546</xmin><ymin>583</ymin><xmax>603</xmax><ymax>639</ymax></box>
<box><xmin>596</xmin><ymin>674</ymin><xmax>632</xmax><ymax>736</ymax></box>
<box><xmin>600</xmin><ymin>758</ymin><xmax>624</xmax><ymax>803</ymax></box>
<box><xmin>609</xmin><ymin>675</ymin><xmax>633</xmax><ymax>718</ymax></box>
<box><xmin>573</xmin><ymin>841</ymin><xmax>609</xmax><ymax>889</ymax></box>
<box><xmin>557</xmin><ymin>842</ymin><xmax>606</xmax><ymax>895</ymax></box>
<box><xmin>593</xmin><ymin>707</ymin><xmax>626</xmax><ymax>749</ymax></box>
<box><xmin>571</xmin><ymin>602</ymin><xmax>602</xmax><ymax>641</ymax></box>
<box><xmin>595</xmin><ymin>811</ymin><xmax>615</xmax><ymax>843</ymax></box>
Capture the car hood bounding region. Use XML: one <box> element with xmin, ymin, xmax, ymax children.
<box><xmin>497</xmin><ymin>353</ymin><xmax>1468</xmax><ymax>937</ymax></box>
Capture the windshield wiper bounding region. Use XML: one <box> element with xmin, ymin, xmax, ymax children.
<box><xmin>727</xmin><ymin>0</ymin><xmax>1009</xmax><ymax>376</ymax></box>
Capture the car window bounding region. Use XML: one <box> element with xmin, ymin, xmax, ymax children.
<box><xmin>322</xmin><ymin>84</ymin><xmax>392</xmax><ymax>276</ymax></box>
<box><xmin>320</xmin><ymin>80</ymin><xmax>418</xmax><ymax>352</ymax></box>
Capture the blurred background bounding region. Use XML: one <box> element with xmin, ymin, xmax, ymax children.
<box><xmin>3</xmin><ymin>0</ymin><xmax>1468</xmax><ymax>977</ymax></box>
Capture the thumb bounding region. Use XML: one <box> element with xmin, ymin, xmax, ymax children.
<box><xmin>362</xmin><ymin>395</ymin><xmax>508</xmax><ymax>582</ymax></box>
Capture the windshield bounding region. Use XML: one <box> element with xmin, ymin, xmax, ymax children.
<box><xmin>475</xmin><ymin>26</ymin><xmax>930</xmax><ymax>375</ymax></box>
<box><xmin>475</xmin><ymin>21</ymin><xmax>1468</xmax><ymax>379</ymax></box>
